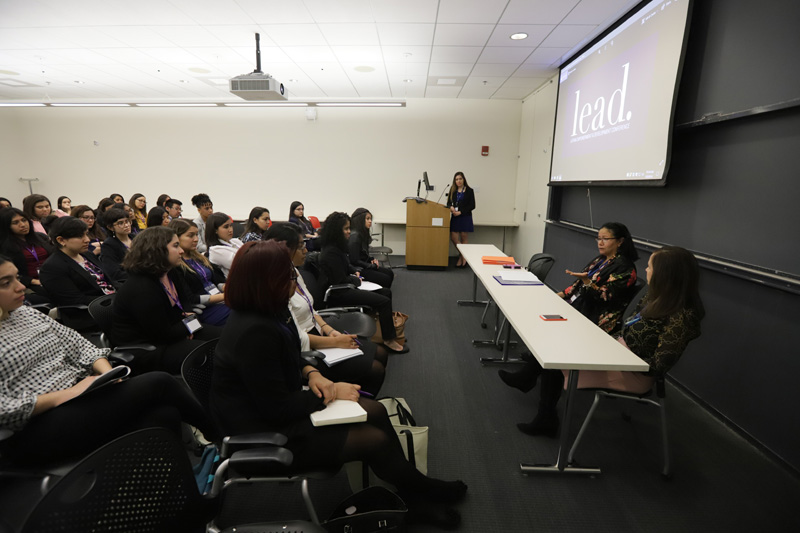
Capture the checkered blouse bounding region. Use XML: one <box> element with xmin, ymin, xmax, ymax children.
<box><xmin>0</xmin><ymin>305</ymin><xmax>110</xmax><ymax>431</ymax></box>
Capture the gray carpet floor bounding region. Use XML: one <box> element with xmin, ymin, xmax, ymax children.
<box><xmin>220</xmin><ymin>259</ymin><xmax>800</xmax><ymax>532</ymax></box>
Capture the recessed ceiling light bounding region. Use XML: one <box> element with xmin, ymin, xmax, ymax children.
<box><xmin>0</xmin><ymin>70</ymin><xmax>20</xmax><ymax>76</ymax></box>
<box><xmin>354</xmin><ymin>66</ymin><xmax>374</xmax><ymax>73</ymax></box>
<box><xmin>403</xmin><ymin>79</ymin><xmax>413</xmax><ymax>83</ymax></box>
<box><xmin>0</xmin><ymin>103</ymin><xmax>46</xmax><ymax>107</ymax></box>
<box><xmin>510</xmin><ymin>32</ymin><xmax>529</xmax><ymax>40</ymax></box>
<box><xmin>437</xmin><ymin>79</ymin><xmax>457</xmax><ymax>86</ymax></box>
<box><xmin>189</xmin><ymin>67</ymin><xmax>211</xmax><ymax>74</ymax></box>
<box><xmin>73</xmin><ymin>80</ymin><xmax>85</xmax><ymax>84</ymax></box>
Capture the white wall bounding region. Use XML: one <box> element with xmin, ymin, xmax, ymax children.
<box><xmin>507</xmin><ymin>77</ymin><xmax>558</xmax><ymax>263</ymax></box>
<box><xmin>1</xmin><ymin>99</ymin><xmax>522</xmax><ymax>233</ymax></box>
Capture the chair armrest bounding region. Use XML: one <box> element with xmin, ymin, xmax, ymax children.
<box><xmin>227</xmin><ymin>446</ymin><xmax>294</xmax><ymax>477</ymax></box>
<box><xmin>0</xmin><ymin>429</ymin><xmax>13</xmax><ymax>443</ymax></box>
<box><xmin>301</xmin><ymin>350</ymin><xmax>326</xmax><ymax>367</ymax></box>
<box><xmin>108</xmin><ymin>350</ymin><xmax>134</xmax><ymax>365</ymax></box>
<box><xmin>221</xmin><ymin>432</ymin><xmax>289</xmax><ymax>456</ymax></box>
<box><xmin>324</xmin><ymin>283</ymin><xmax>356</xmax><ymax>302</ymax></box>
<box><xmin>114</xmin><ymin>343</ymin><xmax>157</xmax><ymax>352</ymax></box>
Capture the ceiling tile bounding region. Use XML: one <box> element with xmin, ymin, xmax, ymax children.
<box><xmin>151</xmin><ymin>26</ymin><xmax>226</xmax><ymax>48</ymax></box>
<box><xmin>381</xmin><ymin>46</ymin><xmax>431</xmax><ymax>63</ymax></box>
<box><xmin>512</xmin><ymin>64</ymin><xmax>556</xmax><ymax>78</ymax></box>
<box><xmin>493</xmin><ymin>85</ymin><xmax>539</xmax><ymax>99</ymax></box>
<box><xmin>166</xmin><ymin>0</ymin><xmax>252</xmax><ymax>25</ymax></box>
<box><xmin>235</xmin><ymin>0</ymin><xmax>314</xmax><ymax>23</ymax></box>
<box><xmin>540</xmin><ymin>24</ymin><xmax>596</xmax><ymax>48</ymax></box>
<box><xmin>477</xmin><ymin>47</ymin><xmax>534</xmax><ymax>64</ymax></box>
<box><xmin>332</xmin><ymin>46</ymin><xmax>384</xmax><ymax>63</ymax></box>
<box><xmin>204</xmin><ymin>26</ymin><xmax>274</xmax><ymax>47</ymax></box>
<box><xmin>424</xmin><ymin>86</ymin><xmax>462</xmax><ymax>98</ymax></box>
<box><xmin>436</xmin><ymin>0</ymin><xmax>507</xmax><ymax>24</ymax></box>
<box><xmin>261</xmin><ymin>24</ymin><xmax>327</xmax><ymax>46</ymax></box>
<box><xmin>100</xmin><ymin>27</ymin><xmax>176</xmax><ymax>48</ymax></box>
<box><xmin>486</xmin><ymin>24</ymin><xmax>554</xmax><ymax>47</ymax></box>
<box><xmin>231</xmin><ymin>47</ymin><xmax>294</xmax><ymax>65</ymax></box>
<box><xmin>430</xmin><ymin>46</ymin><xmax>483</xmax><ymax>63</ymax></box>
<box><xmin>525</xmin><ymin>47</ymin><xmax>572</xmax><ymax>65</ymax></box>
<box><xmin>282</xmin><ymin>46</ymin><xmax>338</xmax><ymax>63</ymax></box>
<box><xmin>139</xmin><ymin>48</ymin><xmax>203</xmax><ymax>64</ymax></box>
<box><xmin>470</xmin><ymin>63</ymin><xmax>518</xmax><ymax>77</ymax></box>
<box><xmin>499</xmin><ymin>0</ymin><xmax>580</xmax><ymax>25</ymax></box>
<box><xmin>370</xmin><ymin>0</ymin><xmax>439</xmax><ymax>23</ymax></box>
<box><xmin>427</xmin><ymin>63</ymin><xmax>473</xmax><ymax>77</ymax></box>
<box><xmin>303</xmin><ymin>0</ymin><xmax>374</xmax><ymax>23</ymax></box>
<box><xmin>319</xmin><ymin>24</ymin><xmax>380</xmax><ymax>45</ymax></box>
<box><xmin>503</xmin><ymin>76</ymin><xmax>548</xmax><ymax>88</ymax></box>
<box><xmin>385</xmin><ymin>62</ymin><xmax>429</xmax><ymax>77</ymax></box>
<box><xmin>433</xmin><ymin>24</ymin><xmax>494</xmax><ymax>46</ymax></box>
<box><xmin>563</xmin><ymin>0</ymin><xmax>638</xmax><ymax>25</ymax></box>
<box><xmin>376</xmin><ymin>24</ymin><xmax>435</xmax><ymax>46</ymax></box>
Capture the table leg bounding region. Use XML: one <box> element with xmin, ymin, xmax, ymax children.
<box><xmin>519</xmin><ymin>370</ymin><xmax>601</xmax><ymax>475</ymax></box>
<box><xmin>457</xmin><ymin>273</ymin><xmax>488</xmax><ymax>306</ymax></box>
<box><xmin>480</xmin><ymin>318</ymin><xmax>523</xmax><ymax>365</ymax></box>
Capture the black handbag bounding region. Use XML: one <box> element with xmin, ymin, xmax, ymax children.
<box><xmin>324</xmin><ymin>486</ymin><xmax>407</xmax><ymax>533</ymax></box>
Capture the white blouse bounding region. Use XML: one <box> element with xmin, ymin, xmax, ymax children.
<box><xmin>0</xmin><ymin>305</ymin><xmax>110</xmax><ymax>431</ymax></box>
<box><xmin>208</xmin><ymin>238</ymin><xmax>243</xmax><ymax>277</ymax></box>
<box><xmin>289</xmin><ymin>270</ymin><xmax>321</xmax><ymax>352</ymax></box>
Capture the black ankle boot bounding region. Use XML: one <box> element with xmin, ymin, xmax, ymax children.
<box><xmin>498</xmin><ymin>360</ymin><xmax>542</xmax><ymax>393</ymax></box>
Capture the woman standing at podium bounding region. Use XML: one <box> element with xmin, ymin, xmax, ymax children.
<box><xmin>446</xmin><ymin>172</ymin><xmax>475</xmax><ymax>268</ymax></box>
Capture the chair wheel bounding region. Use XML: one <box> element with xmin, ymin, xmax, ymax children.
<box><xmin>480</xmin><ymin>323</ymin><xmax>487</xmax><ymax>329</ymax></box>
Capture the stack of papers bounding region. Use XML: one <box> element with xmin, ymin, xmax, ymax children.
<box><xmin>310</xmin><ymin>399</ymin><xmax>368</xmax><ymax>427</ymax></box>
<box><xmin>493</xmin><ymin>269</ymin><xmax>543</xmax><ymax>286</ymax></box>
<box><xmin>482</xmin><ymin>256</ymin><xmax>516</xmax><ymax>265</ymax></box>
<box><xmin>357</xmin><ymin>280</ymin><xmax>383</xmax><ymax>291</ymax></box>
<box><xmin>317</xmin><ymin>347</ymin><xmax>364</xmax><ymax>366</ymax></box>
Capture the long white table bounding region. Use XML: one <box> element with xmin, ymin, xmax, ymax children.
<box><xmin>457</xmin><ymin>244</ymin><xmax>649</xmax><ymax>475</ymax></box>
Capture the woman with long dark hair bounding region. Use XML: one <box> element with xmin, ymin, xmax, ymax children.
<box><xmin>128</xmin><ymin>193</ymin><xmax>147</xmax><ymax>230</ymax></box>
<box><xmin>0</xmin><ymin>207</ymin><xmax>53</xmax><ymax>305</ymax></box>
<box><xmin>348</xmin><ymin>207</ymin><xmax>394</xmax><ymax>288</ymax></box>
<box><xmin>100</xmin><ymin>208</ymin><xmax>133</xmax><ymax>283</ymax></box>
<box><xmin>21</xmin><ymin>194</ymin><xmax>53</xmax><ymax>235</ymax></box>
<box><xmin>146</xmin><ymin>206</ymin><xmax>170</xmax><ymax>228</ymax></box>
<box><xmin>289</xmin><ymin>201</ymin><xmax>320</xmax><ymax>251</ymax></box>
<box><xmin>70</xmin><ymin>205</ymin><xmax>105</xmax><ymax>256</ymax></box>
<box><xmin>446</xmin><ymin>172</ymin><xmax>476</xmax><ymax>268</ymax></box>
<box><xmin>507</xmin><ymin>246</ymin><xmax>703</xmax><ymax>437</ymax></box>
<box><xmin>206</xmin><ymin>212</ymin><xmax>243</xmax><ymax>277</ymax></box>
<box><xmin>319</xmin><ymin>212</ymin><xmax>407</xmax><ymax>354</ymax></box>
<box><xmin>211</xmin><ymin>241</ymin><xmax>466</xmax><ymax>528</ymax></box>
<box><xmin>240</xmin><ymin>206</ymin><xmax>271</xmax><ymax>243</ymax></box>
<box><xmin>267</xmin><ymin>222</ymin><xmax>388</xmax><ymax>395</ymax></box>
<box><xmin>110</xmin><ymin>227</ymin><xmax>222</xmax><ymax>374</ymax></box>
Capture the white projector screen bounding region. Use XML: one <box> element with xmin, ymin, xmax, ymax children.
<box><xmin>549</xmin><ymin>0</ymin><xmax>692</xmax><ymax>186</ymax></box>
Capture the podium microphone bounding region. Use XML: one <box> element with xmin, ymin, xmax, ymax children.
<box><xmin>435</xmin><ymin>183</ymin><xmax>448</xmax><ymax>204</ymax></box>
<box><xmin>416</xmin><ymin>179</ymin><xmax>421</xmax><ymax>198</ymax></box>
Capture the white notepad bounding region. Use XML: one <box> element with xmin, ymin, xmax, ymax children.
<box><xmin>317</xmin><ymin>347</ymin><xmax>364</xmax><ymax>366</ymax></box>
<box><xmin>496</xmin><ymin>269</ymin><xmax>542</xmax><ymax>282</ymax></box>
<box><xmin>310</xmin><ymin>399</ymin><xmax>368</xmax><ymax>427</ymax></box>
<box><xmin>357</xmin><ymin>280</ymin><xmax>383</xmax><ymax>291</ymax></box>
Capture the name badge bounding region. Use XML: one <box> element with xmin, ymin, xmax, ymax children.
<box><xmin>569</xmin><ymin>293</ymin><xmax>578</xmax><ymax>304</ymax></box>
<box><xmin>454</xmin><ymin>207</ymin><xmax>459</xmax><ymax>212</ymax></box>
<box><xmin>183</xmin><ymin>315</ymin><xmax>203</xmax><ymax>334</ymax></box>
<box><xmin>205</xmin><ymin>284</ymin><xmax>220</xmax><ymax>295</ymax></box>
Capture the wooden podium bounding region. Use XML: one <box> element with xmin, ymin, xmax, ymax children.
<box><xmin>405</xmin><ymin>199</ymin><xmax>450</xmax><ymax>269</ymax></box>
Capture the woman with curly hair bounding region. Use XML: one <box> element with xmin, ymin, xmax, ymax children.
<box><xmin>110</xmin><ymin>226</ymin><xmax>222</xmax><ymax>374</ymax></box>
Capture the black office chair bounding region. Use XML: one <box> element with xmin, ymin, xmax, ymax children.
<box><xmin>14</xmin><ymin>427</ymin><xmax>325</xmax><ymax>533</ymax></box>
<box><xmin>181</xmin><ymin>340</ymin><xmax>336</xmax><ymax>525</ymax></box>
<box><xmin>566</xmin><ymin>281</ymin><xmax>680</xmax><ymax>478</ymax></box>
<box><xmin>87</xmin><ymin>293</ymin><xmax>156</xmax><ymax>356</ymax></box>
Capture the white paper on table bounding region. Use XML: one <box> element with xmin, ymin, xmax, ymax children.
<box><xmin>496</xmin><ymin>269</ymin><xmax>541</xmax><ymax>282</ymax></box>
<box><xmin>357</xmin><ymin>280</ymin><xmax>383</xmax><ymax>291</ymax></box>
<box><xmin>317</xmin><ymin>347</ymin><xmax>364</xmax><ymax>366</ymax></box>
<box><xmin>432</xmin><ymin>218</ymin><xmax>443</xmax><ymax>227</ymax></box>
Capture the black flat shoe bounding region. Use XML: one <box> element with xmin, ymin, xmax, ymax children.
<box><xmin>498</xmin><ymin>369</ymin><xmax>536</xmax><ymax>393</ymax></box>
<box><xmin>384</xmin><ymin>343</ymin><xmax>409</xmax><ymax>354</ymax></box>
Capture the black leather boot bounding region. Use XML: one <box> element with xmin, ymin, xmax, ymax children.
<box><xmin>517</xmin><ymin>370</ymin><xmax>563</xmax><ymax>437</ymax></box>
<box><xmin>498</xmin><ymin>360</ymin><xmax>543</xmax><ymax>393</ymax></box>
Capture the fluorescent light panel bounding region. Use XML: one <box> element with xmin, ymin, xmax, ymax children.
<box><xmin>49</xmin><ymin>103</ymin><xmax>131</xmax><ymax>107</ymax></box>
<box><xmin>223</xmin><ymin>102</ymin><xmax>308</xmax><ymax>107</ymax></box>
<box><xmin>315</xmin><ymin>102</ymin><xmax>404</xmax><ymax>107</ymax></box>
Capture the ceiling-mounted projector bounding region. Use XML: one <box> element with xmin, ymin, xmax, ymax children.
<box><xmin>230</xmin><ymin>33</ymin><xmax>287</xmax><ymax>101</ymax></box>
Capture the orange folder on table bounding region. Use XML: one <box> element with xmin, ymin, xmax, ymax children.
<box><xmin>482</xmin><ymin>256</ymin><xmax>516</xmax><ymax>265</ymax></box>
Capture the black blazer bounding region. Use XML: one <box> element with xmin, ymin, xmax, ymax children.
<box><xmin>211</xmin><ymin>310</ymin><xmax>324</xmax><ymax>435</ymax></box>
<box><xmin>0</xmin><ymin>234</ymin><xmax>54</xmax><ymax>287</ymax></box>
<box><xmin>110</xmin><ymin>270</ymin><xmax>199</xmax><ymax>347</ymax></box>
<box><xmin>347</xmin><ymin>232</ymin><xmax>373</xmax><ymax>270</ymax></box>
<box><xmin>319</xmin><ymin>244</ymin><xmax>360</xmax><ymax>290</ymax></box>
<box><xmin>173</xmin><ymin>260</ymin><xmax>226</xmax><ymax>297</ymax></box>
<box><xmin>446</xmin><ymin>186</ymin><xmax>476</xmax><ymax>217</ymax></box>
<box><xmin>100</xmin><ymin>235</ymin><xmax>131</xmax><ymax>283</ymax></box>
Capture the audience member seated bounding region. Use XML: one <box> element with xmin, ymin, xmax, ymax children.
<box><xmin>240</xmin><ymin>206</ymin><xmax>271</xmax><ymax>243</ymax></box>
<box><xmin>70</xmin><ymin>205</ymin><xmax>105</xmax><ymax>257</ymax></box>
<box><xmin>100</xmin><ymin>208</ymin><xmax>133</xmax><ymax>283</ymax></box>
<box><xmin>503</xmin><ymin>246</ymin><xmax>704</xmax><ymax>437</ymax></box>
<box><xmin>54</xmin><ymin>196</ymin><xmax>71</xmax><ymax>217</ymax></box>
<box><xmin>165</xmin><ymin>198</ymin><xmax>183</xmax><ymax>220</ymax></box>
<box><xmin>191</xmin><ymin>193</ymin><xmax>214</xmax><ymax>254</ymax></box>
<box><xmin>0</xmin><ymin>255</ymin><xmax>219</xmax><ymax>466</ymax></box>
<box><xmin>0</xmin><ymin>198</ymin><xmax>11</xmax><ymax>209</ymax></box>
<box><xmin>266</xmin><ymin>222</ymin><xmax>387</xmax><ymax>395</ymax></box>
<box><xmin>319</xmin><ymin>212</ymin><xmax>407</xmax><ymax>354</ymax></box>
<box><xmin>129</xmin><ymin>193</ymin><xmax>148</xmax><ymax>230</ymax></box>
<box><xmin>289</xmin><ymin>201</ymin><xmax>320</xmax><ymax>251</ymax></box>
<box><xmin>0</xmin><ymin>207</ymin><xmax>53</xmax><ymax>305</ymax></box>
<box><xmin>156</xmin><ymin>193</ymin><xmax>171</xmax><ymax>208</ymax></box>
<box><xmin>109</xmin><ymin>193</ymin><xmax>125</xmax><ymax>204</ymax></box>
<box><xmin>110</xmin><ymin>227</ymin><xmax>222</xmax><ymax>374</ymax></box>
<box><xmin>206</xmin><ymin>212</ymin><xmax>242</xmax><ymax>277</ymax></box>
<box><xmin>96</xmin><ymin>197</ymin><xmax>115</xmax><ymax>214</ymax></box>
<box><xmin>39</xmin><ymin>217</ymin><xmax>119</xmax><ymax>330</ymax></box>
<box><xmin>22</xmin><ymin>194</ymin><xmax>52</xmax><ymax>235</ymax></box>
<box><xmin>349</xmin><ymin>207</ymin><xmax>394</xmax><ymax>288</ymax></box>
<box><xmin>210</xmin><ymin>241</ymin><xmax>466</xmax><ymax>528</ymax></box>
<box><xmin>169</xmin><ymin>218</ymin><xmax>229</xmax><ymax>327</ymax></box>
<box><xmin>146</xmin><ymin>206</ymin><xmax>170</xmax><ymax>227</ymax></box>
